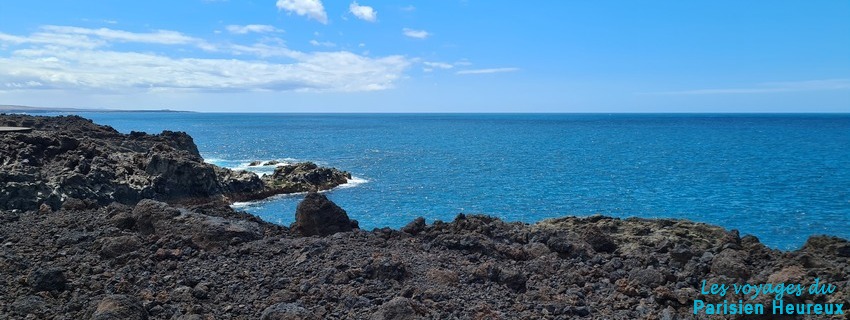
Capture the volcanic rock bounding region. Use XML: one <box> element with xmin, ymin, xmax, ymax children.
<box><xmin>27</xmin><ymin>267</ymin><xmax>66</xmax><ymax>292</ymax></box>
<box><xmin>263</xmin><ymin>162</ymin><xmax>351</xmax><ymax>194</ymax></box>
<box><xmin>291</xmin><ymin>192</ymin><xmax>358</xmax><ymax>236</ymax></box>
<box><xmin>91</xmin><ymin>295</ymin><xmax>148</xmax><ymax>320</ymax></box>
<box><xmin>260</xmin><ymin>303</ymin><xmax>315</xmax><ymax>320</ymax></box>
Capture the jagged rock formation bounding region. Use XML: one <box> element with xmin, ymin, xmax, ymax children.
<box><xmin>0</xmin><ymin>114</ymin><xmax>349</xmax><ymax>210</ymax></box>
<box><xmin>264</xmin><ymin>162</ymin><xmax>351</xmax><ymax>193</ymax></box>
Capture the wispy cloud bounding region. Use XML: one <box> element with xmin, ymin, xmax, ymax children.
<box><xmin>276</xmin><ymin>0</ymin><xmax>328</xmax><ymax>24</ymax></box>
<box><xmin>402</xmin><ymin>28</ymin><xmax>430</xmax><ymax>39</ymax></box>
<box><xmin>40</xmin><ymin>25</ymin><xmax>203</xmax><ymax>45</ymax></box>
<box><xmin>422</xmin><ymin>61</ymin><xmax>454</xmax><ymax>69</ymax></box>
<box><xmin>456</xmin><ymin>67</ymin><xmax>519</xmax><ymax>75</ymax></box>
<box><xmin>0</xmin><ymin>25</ymin><xmax>410</xmax><ymax>93</ymax></box>
<box><xmin>650</xmin><ymin>79</ymin><xmax>850</xmax><ymax>95</ymax></box>
<box><xmin>400</xmin><ymin>5</ymin><xmax>416</xmax><ymax>12</ymax></box>
<box><xmin>349</xmin><ymin>2</ymin><xmax>377</xmax><ymax>22</ymax></box>
<box><xmin>225</xmin><ymin>24</ymin><xmax>283</xmax><ymax>34</ymax></box>
<box><xmin>309</xmin><ymin>39</ymin><xmax>336</xmax><ymax>47</ymax></box>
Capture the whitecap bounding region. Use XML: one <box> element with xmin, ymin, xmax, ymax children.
<box><xmin>337</xmin><ymin>176</ymin><xmax>369</xmax><ymax>189</ymax></box>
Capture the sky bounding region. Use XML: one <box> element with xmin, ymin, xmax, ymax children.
<box><xmin>0</xmin><ymin>0</ymin><xmax>848</xmax><ymax>112</ymax></box>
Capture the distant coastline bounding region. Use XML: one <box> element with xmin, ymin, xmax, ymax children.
<box><xmin>0</xmin><ymin>104</ymin><xmax>192</xmax><ymax>114</ymax></box>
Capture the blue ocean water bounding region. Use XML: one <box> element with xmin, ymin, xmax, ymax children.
<box><xmin>73</xmin><ymin>113</ymin><xmax>849</xmax><ymax>250</ymax></box>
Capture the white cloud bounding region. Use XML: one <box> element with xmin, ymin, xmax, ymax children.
<box><xmin>650</xmin><ymin>79</ymin><xmax>850</xmax><ymax>95</ymax></box>
<box><xmin>0</xmin><ymin>25</ymin><xmax>410</xmax><ymax>93</ymax></box>
<box><xmin>402</xmin><ymin>28</ymin><xmax>430</xmax><ymax>39</ymax></box>
<box><xmin>400</xmin><ymin>5</ymin><xmax>416</xmax><ymax>12</ymax></box>
<box><xmin>349</xmin><ymin>2</ymin><xmax>377</xmax><ymax>22</ymax></box>
<box><xmin>276</xmin><ymin>0</ymin><xmax>328</xmax><ymax>24</ymax></box>
<box><xmin>423</xmin><ymin>61</ymin><xmax>453</xmax><ymax>69</ymax></box>
<box><xmin>40</xmin><ymin>25</ymin><xmax>202</xmax><ymax>45</ymax></box>
<box><xmin>309</xmin><ymin>39</ymin><xmax>336</xmax><ymax>47</ymax></box>
<box><xmin>456</xmin><ymin>67</ymin><xmax>519</xmax><ymax>75</ymax></box>
<box><xmin>226</xmin><ymin>24</ymin><xmax>283</xmax><ymax>34</ymax></box>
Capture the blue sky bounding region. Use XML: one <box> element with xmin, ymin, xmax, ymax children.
<box><xmin>0</xmin><ymin>0</ymin><xmax>848</xmax><ymax>112</ymax></box>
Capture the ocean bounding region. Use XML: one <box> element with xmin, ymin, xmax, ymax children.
<box><xmin>72</xmin><ymin>113</ymin><xmax>849</xmax><ymax>250</ymax></box>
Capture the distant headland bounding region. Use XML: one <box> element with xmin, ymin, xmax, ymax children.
<box><xmin>0</xmin><ymin>104</ymin><xmax>192</xmax><ymax>114</ymax></box>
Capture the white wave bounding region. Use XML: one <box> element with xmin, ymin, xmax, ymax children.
<box><xmin>230</xmin><ymin>201</ymin><xmax>255</xmax><ymax>208</ymax></box>
<box><xmin>228</xmin><ymin>176</ymin><xmax>369</xmax><ymax>210</ymax></box>
<box><xmin>337</xmin><ymin>176</ymin><xmax>369</xmax><ymax>189</ymax></box>
<box><xmin>205</xmin><ymin>158</ymin><xmax>304</xmax><ymax>178</ymax></box>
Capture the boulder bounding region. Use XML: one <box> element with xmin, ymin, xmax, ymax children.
<box><xmin>582</xmin><ymin>226</ymin><xmax>617</xmax><ymax>253</ymax></box>
<box><xmin>27</xmin><ymin>267</ymin><xmax>66</xmax><ymax>292</ymax></box>
<box><xmin>401</xmin><ymin>217</ymin><xmax>426</xmax><ymax>235</ymax></box>
<box><xmin>291</xmin><ymin>193</ymin><xmax>358</xmax><ymax>237</ymax></box>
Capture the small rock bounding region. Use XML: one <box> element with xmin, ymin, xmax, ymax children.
<box><xmin>546</xmin><ymin>236</ymin><xmax>574</xmax><ymax>255</ymax></box>
<box><xmin>27</xmin><ymin>267</ymin><xmax>66</xmax><ymax>292</ymax></box>
<box><xmin>153</xmin><ymin>248</ymin><xmax>182</xmax><ymax>261</ymax></box>
<box><xmin>91</xmin><ymin>295</ymin><xmax>148</xmax><ymax>320</ymax></box>
<box><xmin>401</xmin><ymin>217</ymin><xmax>426</xmax><ymax>235</ymax></box>
<box><xmin>582</xmin><ymin>226</ymin><xmax>617</xmax><ymax>253</ymax></box>
<box><xmin>472</xmin><ymin>262</ymin><xmax>527</xmax><ymax>292</ymax></box>
<box><xmin>110</xmin><ymin>211</ymin><xmax>137</xmax><ymax>230</ymax></box>
<box><xmin>371</xmin><ymin>297</ymin><xmax>418</xmax><ymax>320</ymax></box>
<box><xmin>426</xmin><ymin>268</ymin><xmax>459</xmax><ymax>285</ymax></box>
<box><xmin>261</xmin><ymin>303</ymin><xmax>314</xmax><ymax>320</ymax></box>
<box><xmin>61</xmin><ymin>197</ymin><xmax>91</xmax><ymax>211</ymax></box>
<box><xmin>99</xmin><ymin>236</ymin><xmax>142</xmax><ymax>259</ymax></box>
<box><xmin>365</xmin><ymin>259</ymin><xmax>407</xmax><ymax>281</ymax></box>
<box><xmin>710</xmin><ymin>249</ymin><xmax>750</xmax><ymax>279</ymax></box>
<box><xmin>629</xmin><ymin>267</ymin><xmax>665</xmax><ymax>288</ymax></box>
<box><xmin>670</xmin><ymin>244</ymin><xmax>693</xmax><ymax>263</ymax></box>
<box><xmin>11</xmin><ymin>295</ymin><xmax>48</xmax><ymax>317</ymax></box>
<box><xmin>131</xmin><ymin>199</ymin><xmax>180</xmax><ymax>234</ymax></box>
<box><xmin>191</xmin><ymin>215</ymin><xmax>261</xmax><ymax>250</ymax></box>
<box><xmin>192</xmin><ymin>282</ymin><xmax>211</xmax><ymax>299</ymax></box>
<box><xmin>38</xmin><ymin>203</ymin><xmax>53</xmax><ymax>214</ymax></box>
<box><xmin>524</xmin><ymin>242</ymin><xmax>552</xmax><ymax>259</ymax></box>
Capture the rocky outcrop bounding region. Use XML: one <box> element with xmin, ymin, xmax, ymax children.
<box><xmin>0</xmin><ymin>115</ymin><xmax>349</xmax><ymax>210</ymax></box>
<box><xmin>263</xmin><ymin>162</ymin><xmax>351</xmax><ymax>193</ymax></box>
<box><xmin>291</xmin><ymin>192</ymin><xmax>358</xmax><ymax>236</ymax></box>
<box><xmin>2</xmin><ymin>198</ymin><xmax>848</xmax><ymax>319</ymax></box>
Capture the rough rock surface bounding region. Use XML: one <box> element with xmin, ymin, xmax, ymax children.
<box><xmin>0</xmin><ymin>114</ymin><xmax>350</xmax><ymax>210</ymax></box>
<box><xmin>261</xmin><ymin>162</ymin><xmax>351</xmax><ymax>194</ymax></box>
<box><xmin>1</xmin><ymin>115</ymin><xmax>848</xmax><ymax>319</ymax></box>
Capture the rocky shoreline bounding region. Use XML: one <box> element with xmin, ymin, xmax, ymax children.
<box><xmin>1</xmin><ymin>114</ymin><xmax>848</xmax><ymax>319</ymax></box>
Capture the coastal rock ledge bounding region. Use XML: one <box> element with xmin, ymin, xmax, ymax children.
<box><xmin>0</xmin><ymin>114</ymin><xmax>350</xmax><ymax>210</ymax></box>
<box><xmin>1</xmin><ymin>114</ymin><xmax>848</xmax><ymax>319</ymax></box>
